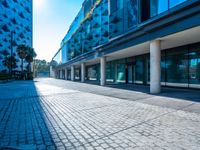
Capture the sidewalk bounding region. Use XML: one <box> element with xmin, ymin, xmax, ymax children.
<box><xmin>0</xmin><ymin>78</ymin><xmax>200</xmax><ymax>150</ymax></box>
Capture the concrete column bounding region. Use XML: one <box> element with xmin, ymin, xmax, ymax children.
<box><xmin>65</xmin><ymin>68</ymin><xmax>68</xmax><ymax>80</ymax></box>
<box><xmin>100</xmin><ymin>56</ymin><xmax>106</xmax><ymax>86</ymax></box>
<box><xmin>50</xmin><ymin>66</ymin><xmax>55</xmax><ymax>78</ymax></box>
<box><xmin>81</xmin><ymin>63</ymin><xmax>85</xmax><ymax>83</ymax></box>
<box><xmin>71</xmin><ymin>66</ymin><xmax>75</xmax><ymax>81</ymax></box>
<box><xmin>59</xmin><ymin>70</ymin><xmax>62</xmax><ymax>79</ymax></box>
<box><xmin>150</xmin><ymin>40</ymin><xmax>161</xmax><ymax>94</ymax></box>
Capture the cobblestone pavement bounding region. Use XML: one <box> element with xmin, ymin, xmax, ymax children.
<box><xmin>0</xmin><ymin>78</ymin><xmax>200</xmax><ymax>150</ymax></box>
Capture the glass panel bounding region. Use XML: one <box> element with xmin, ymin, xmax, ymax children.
<box><xmin>161</xmin><ymin>51</ymin><xmax>166</xmax><ymax>83</ymax></box>
<box><xmin>169</xmin><ymin>0</ymin><xmax>187</xmax><ymax>8</ymax></box>
<box><xmin>158</xmin><ymin>0</ymin><xmax>168</xmax><ymax>14</ymax></box>
<box><xmin>166</xmin><ymin>48</ymin><xmax>188</xmax><ymax>86</ymax></box>
<box><xmin>127</xmin><ymin>0</ymin><xmax>138</xmax><ymax>28</ymax></box>
<box><xmin>116</xmin><ymin>63</ymin><xmax>125</xmax><ymax>83</ymax></box>
<box><xmin>87</xmin><ymin>65</ymin><xmax>98</xmax><ymax>81</ymax></box>
<box><xmin>128</xmin><ymin>65</ymin><xmax>133</xmax><ymax>83</ymax></box>
<box><xmin>189</xmin><ymin>45</ymin><xmax>200</xmax><ymax>85</ymax></box>
<box><xmin>67</xmin><ymin>69</ymin><xmax>71</xmax><ymax>80</ymax></box>
<box><xmin>150</xmin><ymin>0</ymin><xmax>158</xmax><ymax>17</ymax></box>
<box><xmin>110</xmin><ymin>0</ymin><xmax>118</xmax><ymax>13</ymax></box>
<box><xmin>106</xmin><ymin>62</ymin><xmax>115</xmax><ymax>82</ymax></box>
<box><xmin>135</xmin><ymin>56</ymin><xmax>144</xmax><ymax>84</ymax></box>
<box><xmin>75</xmin><ymin>69</ymin><xmax>80</xmax><ymax>80</ymax></box>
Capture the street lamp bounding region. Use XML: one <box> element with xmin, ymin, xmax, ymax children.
<box><xmin>10</xmin><ymin>31</ymin><xmax>13</xmax><ymax>77</ymax></box>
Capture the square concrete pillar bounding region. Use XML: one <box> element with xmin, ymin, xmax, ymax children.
<box><xmin>81</xmin><ymin>63</ymin><xmax>85</xmax><ymax>83</ymax></box>
<box><xmin>150</xmin><ymin>40</ymin><xmax>161</xmax><ymax>94</ymax></box>
<box><xmin>100</xmin><ymin>57</ymin><xmax>106</xmax><ymax>86</ymax></box>
<box><xmin>71</xmin><ymin>66</ymin><xmax>75</xmax><ymax>81</ymax></box>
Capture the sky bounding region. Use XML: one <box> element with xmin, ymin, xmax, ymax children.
<box><xmin>33</xmin><ymin>0</ymin><xmax>83</xmax><ymax>62</ymax></box>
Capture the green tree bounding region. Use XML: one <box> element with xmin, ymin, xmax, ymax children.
<box><xmin>16</xmin><ymin>44</ymin><xmax>28</xmax><ymax>72</ymax></box>
<box><xmin>25</xmin><ymin>47</ymin><xmax>37</xmax><ymax>73</ymax></box>
<box><xmin>2</xmin><ymin>56</ymin><xmax>17</xmax><ymax>72</ymax></box>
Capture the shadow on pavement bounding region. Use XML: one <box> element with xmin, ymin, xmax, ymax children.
<box><xmin>0</xmin><ymin>81</ymin><xmax>56</xmax><ymax>149</ymax></box>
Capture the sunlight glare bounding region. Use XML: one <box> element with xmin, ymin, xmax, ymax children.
<box><xmin>33</xmin><ymin>0</ymin><xmax>45</xmax><ymax>9</ymax></box>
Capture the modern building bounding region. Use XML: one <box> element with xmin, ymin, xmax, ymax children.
<box><xmin>51</xmin><ymin>0</ymin><xmax>200</xmax><ymax>93</ymax></box>
<box><xmin>0</xmin><ymin>0</ymin><xmax>33</xmax><ymax>71</ymax></box>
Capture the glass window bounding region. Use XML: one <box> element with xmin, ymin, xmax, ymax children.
<box><xmin>75</xmin><ymin>68</ymin><xmax>80</xmax><ymax>80</ymax></box>
<box><xmin>110</xmin><ymin>0</ymin><xmax>118</xmax><ymax>13</ymax></box>
<box><xmin>169</xmin><ymin>0</ymin><xmax>187</xmax><ymax>8</ymax></box>
<box><xmin>189</xmin><ymin>45</ymin><xmax>200</xmax><ymax>86</ymax></box>
<box><xmin>67</xmin><ymin>69</ymin><xmax>71</xmax><ymax>80</ymax></box>
<box><xmin>116</xmin><ymin>63</ymin><xmax>125</xmax><ymax>83</ymax></box>
<box><xmin>106</xmin><ymin>62</ymin><xmax>115</xmax><ymax>82</ymax></box>
<box><xmin>110</xmin><ymin>0</ymin><xmax>123</xmax><ymax>14</ymax></box>
<box><xmin>150</xmin><ymin>0</ymin><xmax>158</xmax><ymax>17</ymax></box>
<box><xmin>158</xmin><ymin>0</ymin><xmax>168</xmax><ymax>14</ymax></box>
<box><xmin>87</xmin><ymin>65</ymin><xmax>98</xmax><ymax>81</ymax></box>
<box><xmin>166</xmin><ymin>48</ymin><xmax>188</xmax><ymax>86</ymax></box>
<box><xmin>135</xmin><ymin>56</ymin><xmax>144</xmax><ymax>84</ymax></box>
<box><xmin>161</xmin><ymin>51</ymin><xmax>166</xmax><ymax>83</ymax></box>
<box><xmin>127</xmin><ymin>0</ymin><xmax>138</xmax><ymax>28</ymax></box>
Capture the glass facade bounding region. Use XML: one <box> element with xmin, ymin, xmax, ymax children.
<box><xmin>166</xmin><ymin>47</ymin><xmax>188</xmax><ymax>87</ymax></box>
<box><xmin>141</xmin><ymin>0</ymin><xmax>188</xmax><ymax>21</ymax></box>
<box><xmin>52</xmin><ymin>0</ymin><xmax>200</xmax><ymax>89</ymax></box>
<box><xmin>97</xmin><ymin>43</ymin><xmax>199</xmax><ymax>89</ymax></box>
<box><xmin>189</xmin><ymin>44</ymin><xmax>200</xmax><ymax>87</ymax></box>
<box><xmin>86</xmin><ymin>64</ymin><xmax>100</xmax><ymax>81</ymax></box>
<box><xmin>116</xmin><ymin>59</ymin><xmax>126</xmax><ymax>83</ymax></box>
<box><xmin>75</xmin><ymin>68</ymin><xmax>81</xmax><ymax>80</ymax></box>
<box><xmin>53</xmin><ymin>0</ymin><xmax>190</xmax><ymax>66</ymax></box>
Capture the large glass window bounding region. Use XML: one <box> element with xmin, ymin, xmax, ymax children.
<box><xmin>189</xmin><ymin>45</ymin><xmax>200</xmax><ymax>87</ymax></box>
<box><xmin>116</xmin><ymin>59</ymin><xmax>126</xmax><ymax>83</ymax></box>
<box><xmin>110</xmin><ymin>0</ymin><xmax>123</xmax><ymax>13</ymax></box>
<box><xmin>116</xmin><ymin>63</ymin><xmax>125</xmax><ymax>83</ymax></box>
<box><xmin>106</xmin><ymin>61</ymin><xmax>115</xmax><ymax>83</ymax></box>
<box><xmin>127</xmin><ymin>0</ymin><xmax>138</xmax><ymax>28</ymax></box>
<box><xmin>75</xmin><ymin>68</ymin><xmax>80</xmax><ymax>80</ymax></box>
<box><xmin>135</xmin><ymin>56</ymin><xmax>144</xmax><ymax>84</ymax></box>
<box><xmin>166</xmin><ymin>47</ymin><xmax>188</xmax><ymax>87</ymax></box>
<box><xmin>169</xmin><ymin>0</ymin><xmax>187</xmax><ymax>8</ymax></box>
<box><xmin>157</xmin><ymin>0</ymin><xmax>168</xmax><ymax>14</ymax></box>
<box><xmin>67</xmin><ymin>69</ymin><xmax>71</xmax><ymax>80</ymax></box>
<box><xmin>86</xmin><ymin>65</ymin><xmax>99</xmax><ymax>81</ymax></box>
<box><xmin>161</xmin><ymin>51</ymin><xmax>166</xmax><ymax>84</ymax></box>
<box><xmin>141</xmin><ymin>0</ymin><xmax>188</xmax><ymax>22</ymax></box>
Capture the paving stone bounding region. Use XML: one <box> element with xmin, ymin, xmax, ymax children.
<box><xmin>0</xmin><ymin>78</ymin><xmax>200</xmax><ymax>149</ymax></box>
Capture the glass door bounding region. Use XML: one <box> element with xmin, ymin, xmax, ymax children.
<box><xmin>126</xmin><ymin>64</ymin><xmax>135</xmax><ymax>84</ymax></box>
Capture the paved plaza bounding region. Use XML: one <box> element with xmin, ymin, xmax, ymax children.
<box><xmin>0</xmin><ymin>78</ymin><xmax>200</xmax><ymax>150</ymax></box>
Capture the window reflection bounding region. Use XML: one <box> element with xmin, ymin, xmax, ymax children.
<box><xmin>169</xmin><ymin>0</ymin><xmax>187</xmax><ymax>8</ymax></box>
<box><xmin>166</xmin><ymin>48</ymin><xmax>188</xmax><ymax>86</ymax></box>
<box><xmin>189</xmin><ymin>45</ymin><xmax>200</xmax><ymax>86</ymax></box>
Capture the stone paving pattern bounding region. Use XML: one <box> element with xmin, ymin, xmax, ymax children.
<box><xmin>0</xmin><ymin>78</ymin><xmax>200</xmax><ymax>150</ymax></box>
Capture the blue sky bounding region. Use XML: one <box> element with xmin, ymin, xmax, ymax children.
<box><xmin>33</xmin><ymin>0</ymin><xmax>83</xmax><ymax>61</ymax></box>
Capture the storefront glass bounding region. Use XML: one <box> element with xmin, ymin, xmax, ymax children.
<box><xmin>166</xmin><ymin>47</ymin><xmax>188</xmax><ymax>87</ymax></box>
<box><xmin>75</xmin><ymin>68</ymin><xmax>81</xmax><ymax>80</ymax></box>
<box><xmin>189</xmin><ymin>45</ymin><xmax>200</xmax><ymax>87</ymax></box>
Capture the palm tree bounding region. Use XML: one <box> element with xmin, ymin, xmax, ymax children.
<box><xmin>16</xmin><ymin>44</ymin><xmax>28</xmax><ymax>72</ymax></box>
<box><xmin>2</xmin><ymin>56</ymin><xmax>17</xmax><ymax>72</ymax></box>
<box><xmin>25</xmin><ymin>47</ymin><xmax>37</xmax><ymax>73</ymax></box>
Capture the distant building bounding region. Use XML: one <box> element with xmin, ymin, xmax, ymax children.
<box><xmin>51</xmin><ymin>0</ymin><xmax>200</xmax><ymax>93</ymax></box>
<box><xmin>0</xmin><ymin>0</ymin><xmax>33</xmax><ymax>71</ymax></box>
